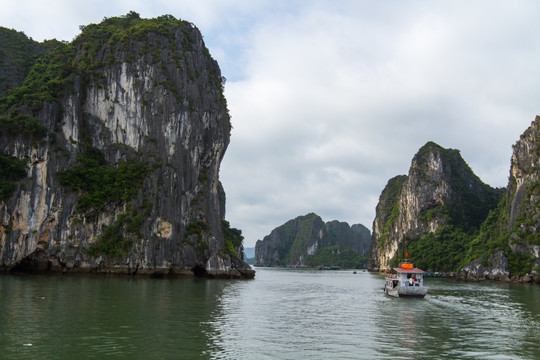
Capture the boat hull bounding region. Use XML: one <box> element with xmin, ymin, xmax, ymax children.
<box><xmin>385</xmin><ymin>285</ymin><xmax>427</xmax><ymax>298</ymax></box>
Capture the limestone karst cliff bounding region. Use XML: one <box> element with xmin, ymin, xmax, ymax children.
<box><xmin>368</xmin><ymin>141</ymin><xmax>502</xmax><ymax>272</ymax></box>
<box><xmin>0</xmin><ymin>13</ymin><xmax>253</xmax><ymax>278</ymax></box>
<box><xmin>460</xmin><ymin>117</ymin><xmax>540</xmax><ymax>282</ymax></box>
<box><xmin>255</xmin><ymin>213</ymin><xmax>371</xmax><ymax>267</ymax></box>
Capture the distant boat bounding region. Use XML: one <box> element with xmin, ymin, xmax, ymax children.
<box><xmin>384</xmin><ymin>262</ymin><xmax>428</xmax><ymax>298</ymax></box>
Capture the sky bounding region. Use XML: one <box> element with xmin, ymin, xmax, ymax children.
<box><xmin>1</xmin><ymin>1</ymin><xmax>539</xmax><ymax>248</ymax></box>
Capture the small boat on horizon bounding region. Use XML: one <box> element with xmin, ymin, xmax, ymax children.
<box><xmin>384</xmin><ymin>262</ymin><xmax>428</xmax><ymax>298</ymax></box>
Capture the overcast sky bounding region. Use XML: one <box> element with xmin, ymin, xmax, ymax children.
<box><xmin>1</xmin><ymin>1</ymin><xmax>539</xmax><ymax>248</ymax></box>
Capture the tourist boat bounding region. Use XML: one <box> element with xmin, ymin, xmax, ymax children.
<box><xmin>384</xmin><ymin>262</ymin><xmax>428</xmax><ymax>298</ymax></box>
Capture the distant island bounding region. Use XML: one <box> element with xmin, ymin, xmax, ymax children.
<box><xmin>254</xmin><ymin>213</ymin><xmax>370</xmax><ymax>268</ymax></box>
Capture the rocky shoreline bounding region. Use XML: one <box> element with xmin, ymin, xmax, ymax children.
<box><xmin>371</xmin><ymin>269</ymin><xmax>539</xmax><ymax>284</ymax></box>
<box><xmin>1</xmin><ymin>249</ymin><xmax>255</xmax><ymax>279</ymax></box>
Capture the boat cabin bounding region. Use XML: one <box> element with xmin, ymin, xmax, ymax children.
<box><xmin>384</xmin><ymin>263</ymin><xmax>427</xmax><ymax>298</ymax></box>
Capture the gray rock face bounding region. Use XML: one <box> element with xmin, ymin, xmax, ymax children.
<box><xmin>0</xmin><ymin>15</ymin><xmax>253</xmax><ymax>278</ymax></box>
<box><xmin>460</xmin><ymin>251</ymin><xmax>510</xmax><ymax>281</ymax></box>
<box><xmin>254</xmin><ymin>213</ymin><xmax>371</xmax><ymax>266</ymax></box>
<box><xmin>368</xmin><ymin>175</ymin><xmax>407</xmax><ymax>271</ymax></box>
<box><xmin>506</xmin><ymin>117</ymin><xmax>540</xmax><ymax>246</ymax></box>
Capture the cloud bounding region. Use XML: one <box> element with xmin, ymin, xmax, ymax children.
<box><xmin>220</xmin><ymin>1</ymin><xmax>540</xmax><ymax>246</ymax></box>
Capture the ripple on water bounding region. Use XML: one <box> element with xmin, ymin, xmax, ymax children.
<box><xmin>1</xmin><ymin>271</ymin><xmax>539</xmax><ymax>359</ymax></box>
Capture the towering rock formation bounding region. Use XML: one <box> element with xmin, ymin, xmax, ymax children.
<box><xmin>0</xmin><ymin>13</ymin><xmax>253</xmax><ymax>278</ymax></box>
<box><xmin>255</xmin><ymin>213</ymin><xmax>371</xmax><ymax>267</ymax></box>
<box><xmin>369</xmin><ymin>142</ymin><xmax>502</xmax><ymax>272</ymax></box>
<box><xmin>506</xmin><ymin>117</ymin><xmax>540</xmax><ymax>246</ymax></box>
<box><xmin>461</xmin><ymin>117</ymin><xmax>540</xmax><ymax>282</ymax></box>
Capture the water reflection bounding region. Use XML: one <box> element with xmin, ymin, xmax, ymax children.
<box><xmin>0</xmin><ymin>275</ymin><xmax>227</xmax><ymax>359</ymax></box>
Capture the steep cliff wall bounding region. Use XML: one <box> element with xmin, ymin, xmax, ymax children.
<box><xmin>0</xmin><ymin>13</ymin><xmax>253</xmax><ymax>278</ymax></box>
<box><xmin>368</xmin><ymin>175</ymin><xmax>407</xmax><ymax>270</ymax></box>
<box><xmin>460</xmin><ymin>116</ymin><xmax>540</xmax><ymax>282</ymax></box>
<box><xmin>369</xmin><ymin>142</ymin><xmax>502</xmax><ymax>272</ymax></box>
<box><xmin>254</xmin><ymin>213</ymin><xmax>371</xmax><ymax>267</ymax></box>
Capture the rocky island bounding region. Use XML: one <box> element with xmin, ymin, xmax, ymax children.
<box><xmin>369</xmin><ymin>118</ymin><xmax>540</xmax><ymax>283</ymax></box>
<box><xmin>0</xmin><ymin>13</ymin><xmax>253</xmax><ymax>278</ymax></box>
<box><xmin>255</xmin><ymin>213</ymin><xmax>370</xmax><ymax>268</ymax></box>
<box><xmin>368</xmin><ymin>141</ymin><xmax>502</xmax><ymax>272</ymax></box>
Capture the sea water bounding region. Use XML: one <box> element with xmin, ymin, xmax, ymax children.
<box><xmin>0</xmin><ymin>268</ymin><xmax>538</xmax><ymax>359</ymax></box>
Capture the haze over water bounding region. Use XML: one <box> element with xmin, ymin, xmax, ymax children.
<box><xmin>1</xmin><ymin>268</ymin><xmax>539</xmax><ymax>359</ymax></box>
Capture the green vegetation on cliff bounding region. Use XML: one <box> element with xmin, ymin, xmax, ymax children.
<box><xmin>0</xmin><ymin>41</ymin><xmax>74</xmax><ymax>111</ymax></box>
<box><xmin>405</xmin><ymin>225</ymin><xmax>474</xmax><ymax>271</ymax></box>
<box><xmin>0</xmin><ymin>27</ymin><xmax>44</xmax><ymax>96</ymax></box>
<box><xmin>375</xmin><ymin>175</ymin><xmax>407</xmax><ymax>251</ymax></box>
<box><xmin>0</xmin><ymin>12</ymin><xmax>225</xmax><ymax>143</ymax></box>
<box><xmin>371</xmin><ymin>120</ymin><xmax>540</xmax><ymax>278</ymax></box>
<box><xmin>463</xmin><ymin>199</ymin><xmax>538</xmax><ymax>276</ymax></box>
<box><xmin>460</xmin><ymin>176</ymin><xmax>539</xmax><ymax>275</ymax></box>
<box><xmin>222</xmin><ymin>220</ymin><xmax>244</xmax><ymax>258</ymax></box>
<box><xmin>58</xmin><ymin>144</ymin><xmax>155</xmax><ymax>258</ymax></box>
<box><xmin>73</xmin><ymin>11</ymin><xmax>196</xmax><ymax>71</ymax></box>
<box><xmin>58</xmin><ymin>145</ymin><xmax>153</xmax><ymax>212</ymax></box>
<box><xmin>0</xmin><ymin>39</ymin><xmax>73</xmax><ymax>141</ymax></box>
<box><xmin>463</xmin><ymin>197</ymin><xmax>509</xmax><ymax>263</ymax></box>
<box><xmin>0</xmin><ymin>151</ymin><xmax>27</xmax><ymax>200</ymax></box>
<box><xmin>86</xmin><ymin>203</ymin><xmax>151</xmax><ymax>258</ymax></box>
<box><xmin>432</xmin><ymin>143</ymin><xmax>502</xmax><ymax>230</ymax></box>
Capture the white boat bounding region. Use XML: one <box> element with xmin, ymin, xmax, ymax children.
<box><xmin>384</xmin><ymin>262</ymin><xmax>428</xmax><ymax>298</ymax></box>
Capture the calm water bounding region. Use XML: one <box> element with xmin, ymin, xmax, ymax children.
<box><xmin>1</xmin><ymin>268</ymin><xmax>539</xmax><ymax>359</ymax></box>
